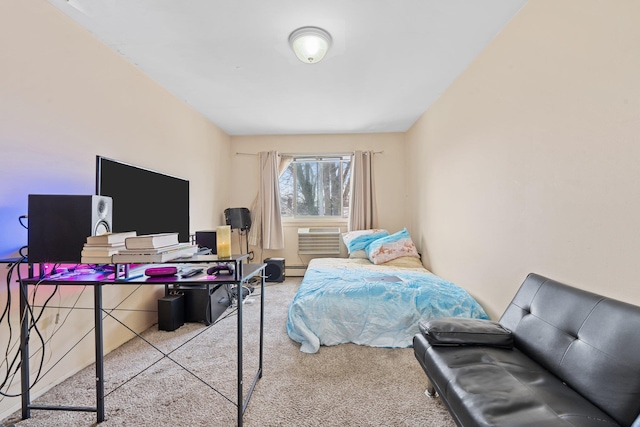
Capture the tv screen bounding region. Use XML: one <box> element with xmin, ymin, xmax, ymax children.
<box><xmin>96</xmin><ymin>156</ymin><xmax>190</xmax><ymax>243</ymax></box>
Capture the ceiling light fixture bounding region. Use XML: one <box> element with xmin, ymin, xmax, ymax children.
<box><xmin>288</xmin><ymin>26</ymin><xmax>332</xmax><ymax>64</ymax></box>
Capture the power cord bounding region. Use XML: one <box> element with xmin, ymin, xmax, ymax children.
<box><xmin>0</xmin><ymin>251</ymin><xmax>48</xmax><ymax>398</ymax></box>
<box><xmin>2</xmin><ymin>214</ymin><xmax>73</xmax><ymax>398</ymax></box>
<box><xmin>0</xmin><ymin>241</ymin><xmax>30</xmax><ymax>398</ymax></box>
<box><xmin>235</xmin><ymin>229</ymin><xmax>255</xmax><ymax>261</ymax></box>
<box><xmin>18</xmin><ymin>215</ymin><xmax>27</xmax><ymax>230</ymax></box>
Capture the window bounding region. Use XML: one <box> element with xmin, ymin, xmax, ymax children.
<box><xmin>279</xmin><ymin>155</ymin><xmax>351</xmax><ymax>218</ymax></box>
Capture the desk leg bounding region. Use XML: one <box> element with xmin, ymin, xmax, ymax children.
<box><xmin>237</xmin><ymin>285</ymin><xmax>243</xmax><ymax>427</ymax></box>
<box><xmin>259</xmin><ymin>274</ymin><xmax>264</xmax><ymax>378</ymax></box>
<box><xmin>20</xmin><ymin>280</ymin><xmax>31</xmax><ymax>420</ymax></box>
<box><xmin>95</xmin><ymin>283</ymin><xmax>105</xmax><ymax>422</ymax></box>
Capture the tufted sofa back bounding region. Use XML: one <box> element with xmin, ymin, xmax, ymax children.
<box><xmin>499</xmin><ymin>273</ymin><xmax>640</xmax><ymax>427</ymax></box>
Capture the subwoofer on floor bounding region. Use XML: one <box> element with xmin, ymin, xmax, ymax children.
<box><xmin>264</xmin><ymin>257</ymin><xmax>285</xmax><ymax>282</ymax></box>
<box><xmin>28</xmin><ymin>194</ymin><xmax>113</xmax><ymax>263</ymax></box>
<box><xmin>158</xmin><ymin>294</ymin><xmax>185</xmax><ymax>332</ymax></box>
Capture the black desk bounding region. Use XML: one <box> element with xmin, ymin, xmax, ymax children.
<box><xmin>20</xmin><ymin>255</ymin><xmax>265</xmax><ymax>426</ymax></box>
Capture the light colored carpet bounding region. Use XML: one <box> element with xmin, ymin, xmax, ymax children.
<box><xmin>3</xmin><ymin>278</ymin><xmax>455</xmax><ymax>427</ymax></box>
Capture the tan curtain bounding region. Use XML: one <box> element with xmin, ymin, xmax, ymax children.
<box><xmin>348</xmin><ymin>150</ymin><xmax>377</xmax><ymax>231</ymax></box>
<box><xmin>248</xmin><ymin>151</ymin><xmax>292</xmax><ymax>249</ymax></box>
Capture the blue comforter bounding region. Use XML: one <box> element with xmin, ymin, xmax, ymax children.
<box><xmin>287</xmin><ymin>258</ymin><xmax>488</xmax><ymax>353</ymax></box>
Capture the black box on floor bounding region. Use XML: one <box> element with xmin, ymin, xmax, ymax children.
<box><xmin>264</xmin><ymin>257</ymin><xmax>285</xmax><ymax>282</ymax></box>
<box><xmin>183</xmin><ymin>284</ymin><xmax>230</xmax><ymax>325</ymax></box>
<box><xmin>158</xmin><ymin>294</ymin><xmax>185</xmax><ymax>331</ymax></box>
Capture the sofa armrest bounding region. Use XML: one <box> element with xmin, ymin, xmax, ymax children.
<box><xmin>419</xmin><ymin>317</ymin><xmax>513</xmax><ymax>348</ymax></box>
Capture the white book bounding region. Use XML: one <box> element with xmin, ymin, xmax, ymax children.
<box><xmin>112</xmin><ymin>245</ymin><xmax>198</xmax><ymax>263</ymax></box>
<box><xmin>86</xmin><ymin>231</ymin><xmax>137</xmax><ymax>245</ymax></box>
<box><xmin>84</xmin><ymin>242</ymin><xmax>127</xmax><ymax>248</ymax></box>
<box><xmin>83</xmin><ymin>243</ymin><xmax>125</xmax><ymax>250</ymax></box>
<box><xmin>116</xmin><ymin>242</ymin><xmax>192</xmax><ymax>255</ymax></box>
<box><xmin>81</xmin><ymin>247</ymin><xmax>123</xmax><ymax>257</ymax></box>
<box><xmin>124</xmin><ymin>233</ymin><xmax>179</xmax><ymax>250</ymax></box>
<box><xmin>81</xmin><ymin>255</ymin><xmax>114</xmax><ymax>264</ymax></box>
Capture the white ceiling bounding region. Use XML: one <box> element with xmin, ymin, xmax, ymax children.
<box><xmin>48</xmin><ymin>0</ymin><xmax>527</xmax><ymax>136</ymax></box>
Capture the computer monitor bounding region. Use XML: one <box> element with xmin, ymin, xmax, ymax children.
<box><xmin>96</xmin><ymin>156</ymin><xmax>190</xmax><ymax>243</ymax></box>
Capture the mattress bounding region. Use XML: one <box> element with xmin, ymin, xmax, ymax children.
<box><xmin>286</xmin><ymin>257</ymin><xmax>489</xmax><ymax>353</ymax></box>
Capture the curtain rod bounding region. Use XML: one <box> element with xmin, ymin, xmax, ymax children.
<box><xmin>235</xmin><ymin>151</ymin><xmax>383</xmax><ymax>156</ymax></box>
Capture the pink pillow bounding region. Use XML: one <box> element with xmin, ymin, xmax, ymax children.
<box><xmin>366</xmin><ymin>228</ymin><xmax>419</xmax><ymax>265</ymax></box>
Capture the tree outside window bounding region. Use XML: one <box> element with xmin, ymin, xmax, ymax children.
<box><xmin>280</xmin><ymin>155</ymin><xmax>351</xmax><ymax>218</ymax></box>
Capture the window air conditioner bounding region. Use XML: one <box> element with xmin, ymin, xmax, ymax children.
<box><xmin>297</xmin><ymin>227</ymin><xmax>341</xmax><ymax>255</ymax></box>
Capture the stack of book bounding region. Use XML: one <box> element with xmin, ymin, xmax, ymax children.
<box><xmin>81</xmin><ymin>231</ymin><xmax>137</xmax><ymax>264</ymax></box>
<box><xmin>112</xmin><ymin>232</ymin><xmax>198</xmax><ymax>263</ymax></box>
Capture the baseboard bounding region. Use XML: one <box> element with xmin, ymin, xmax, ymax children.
<box><xmin>285</xmin><ymin>266</ymin><xmax>307</xmax><ymax>277</ymax></box>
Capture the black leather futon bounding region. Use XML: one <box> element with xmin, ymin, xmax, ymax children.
<box><xmin>414</xmin><ymin>273</ymin><xmax>640</xmax><ymax>427</ymax></box>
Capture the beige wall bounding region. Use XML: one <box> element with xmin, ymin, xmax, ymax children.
<box><xmin>229</xmin><ymin>133</ymin><xmax>408</xmax><ymax>272</ymax></box>
<box><xmin>0</xmin><ymin>1</ymin><xmax>230</xmax><ymax>418</ymax></box>
<box><xmin>406</xmin><ymin>0</ymin><xmax>640</xmax><ymax>319</ymax></box>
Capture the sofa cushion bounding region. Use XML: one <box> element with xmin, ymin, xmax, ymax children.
<box><xmin>419</xmin><ymin>317</ymin><xmax>513</xmax><ymax>348</ymax></box>
<box><xmin>414</xmin><ymin>334</ymin><xmax>620</xmax><ymax>427</ymax></box>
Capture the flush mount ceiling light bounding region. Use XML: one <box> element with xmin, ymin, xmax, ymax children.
<box><xmin>289</xmin><ymin>26</ymin><xmax>332</xmax><ymax>64</ymax></box>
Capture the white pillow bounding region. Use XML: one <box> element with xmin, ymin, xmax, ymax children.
<box><xmin>341</xmin><ymin>229</ymin><xmax>388</xmax><ymax>254</ymax></box>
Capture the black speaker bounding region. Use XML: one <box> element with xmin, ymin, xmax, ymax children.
<box><xmin>264</xmin><ymin>258</ymin><xmax>285</xmax><ymax>282</ymax></box>
<box><xmin>195</xmin><ymin>230</ymin><xmax>217</xmax><ymax>254</ymax></box>
<box><xmin>224</xmin><ymin>207</ymin><xmax>251</xmax><ymax>231</ymax></box>
<box><xmin>182</xmin><ymin>284</ymin><xmax>230</xmax><ymax>325</ymax></box>
<box><xmin>28</xmin><ymin>195</ymin><xmax>113</xmax><ymax>263</ymax></box>
<box><xmin>158</xmin><ymin>294</ymin><xmax>185</xmax><ymax>331</ymax></box>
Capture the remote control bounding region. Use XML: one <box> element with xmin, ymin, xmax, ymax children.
<box><xmin>181</xmin><ymin>268</ymin><xmax>203</xmax><ymax>278</ymax></box>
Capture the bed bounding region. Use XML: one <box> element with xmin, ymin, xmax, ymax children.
<box><xmin>286</xmin><ymin>255</ymin><xmax>489</xmax><ymax>354</ymax></box>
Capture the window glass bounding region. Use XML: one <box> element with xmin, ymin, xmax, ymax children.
<box><xmin>279</xmin><ymin>156</ymin><xmax>351</xmax><ymax>218</ymax></box>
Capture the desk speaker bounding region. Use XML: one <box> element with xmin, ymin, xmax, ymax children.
<box><xmin>195</xmin><ymin>230</ymin><xmax>217</xmax><ymax>254</ymax></box>
<box><xmin>28</xmin><ymin>195</ymin><xmax>112</xmax><ymax>263</ymax></box>
<box><xmin>264</xmin><ymin>258</ymin><xmax>285</xmax><ymax>282</ymax></box>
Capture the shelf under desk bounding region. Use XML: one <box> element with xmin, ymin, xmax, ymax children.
<box><xmin>113</xmin><ymin>253</ymin><xmax>250</xmax><ymax>280</ymax></box>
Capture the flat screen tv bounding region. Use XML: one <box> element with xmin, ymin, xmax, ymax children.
<box><xmin>96</xmin><ymin>156</ymin><xmax>190</xmax><ymax>243</ymax></box>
